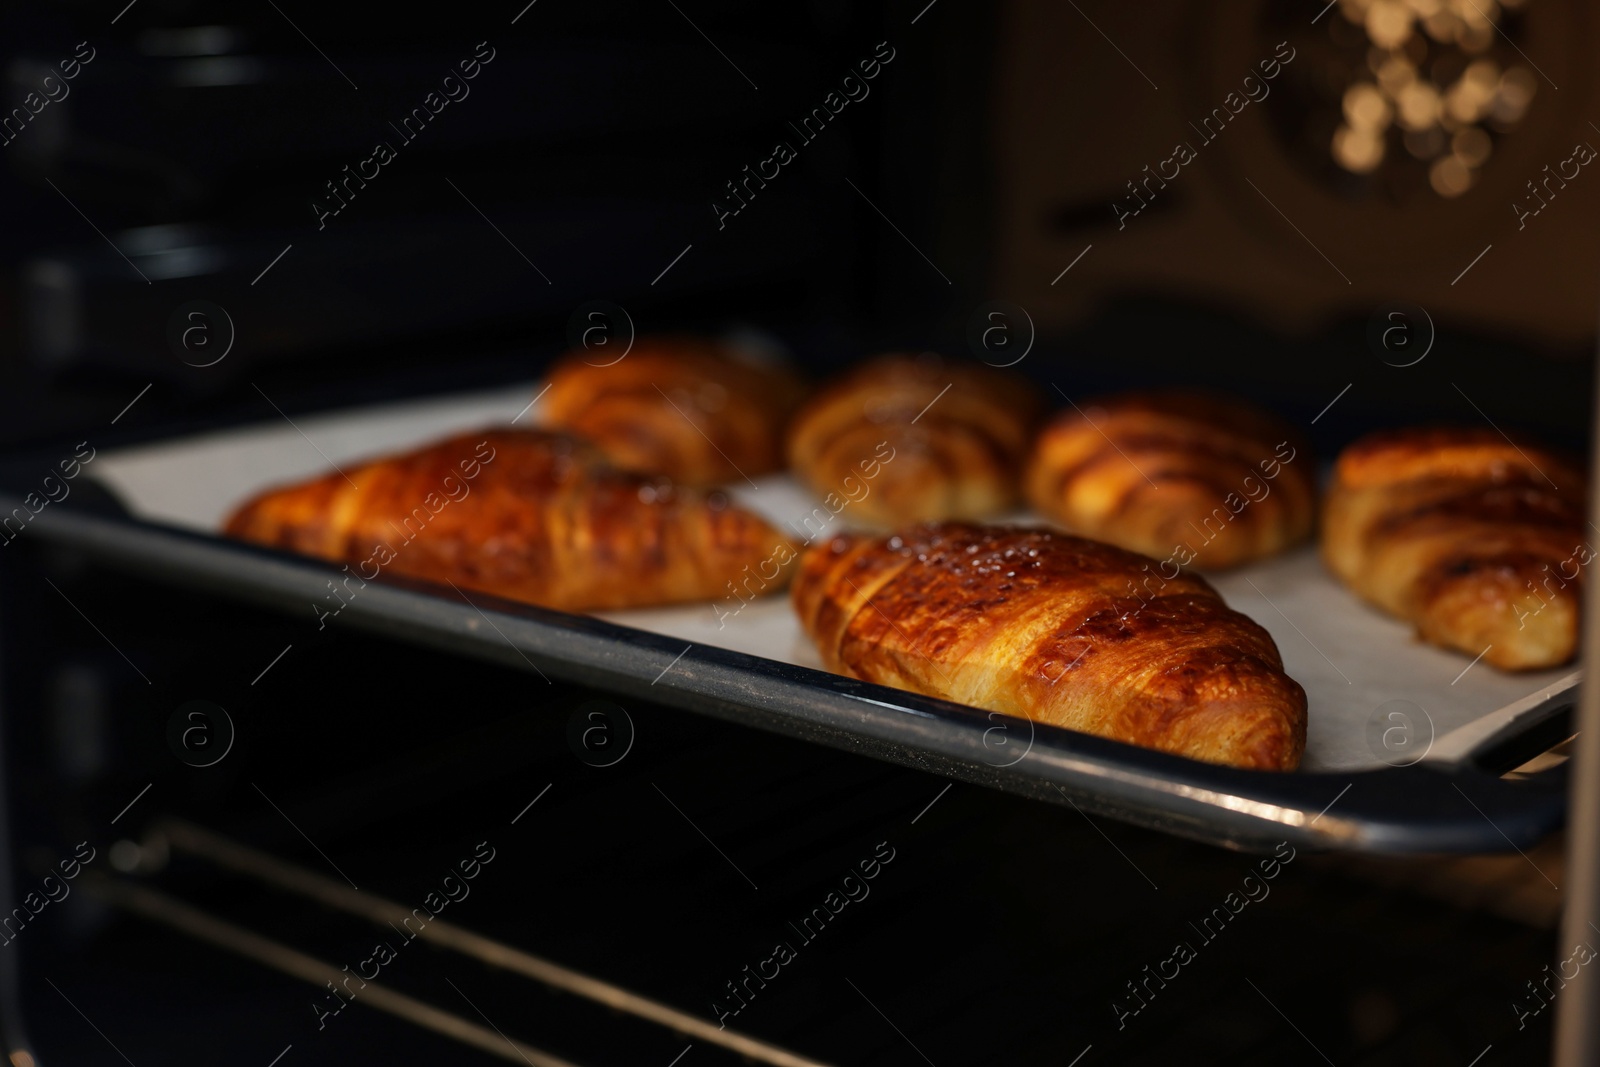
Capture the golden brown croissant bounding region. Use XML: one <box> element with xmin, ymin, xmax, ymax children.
<box><xmin>793</xmin><ymin>522</ymin><xmax>1307</xmax><ymax>770</ymax></box>
<box><xmin>540</xmin><ymin>336</ymin><xmax>805</xmax><ymax>487</ymax></box>
<box><xmin>1025</xmin><ymin>390</ymin><xmax>1315</xmax><ymax>570</ymax></box>
<box><xmin>224</xmin><ymin>429</ymin><xmax>796</xmax><ymax>615</ymax></box>
<box><xmin>785</xmin><ymin>354</ymin><xmax>1042</xmax><ymax>527</ymax></box>
<box><xmin>1322</xmin><ymin>426</ymin><xmax>1589</xmax><ymax>670</ymax></box>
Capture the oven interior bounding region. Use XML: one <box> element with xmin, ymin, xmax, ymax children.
<box><xmin>2</xmin><ymin>0</ymin><xmax>1598</xmax><ymax>1064</ymax></box>
<box><xmin>0</xmin><ymin>542</ymin><xmax>1565</xmax><ymax>1066</ymax></box>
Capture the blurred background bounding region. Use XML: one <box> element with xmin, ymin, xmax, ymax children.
<box><xmin>0</xmin><ymin>1</ymin><xmax>1596</xmax><ymax>1064</ymax></box>
<box><xmin>0</xmin><ymin>0</ymin><xmax>1595</xmax><ymax>454</ymax></box>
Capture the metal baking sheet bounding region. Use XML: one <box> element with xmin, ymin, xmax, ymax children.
<box><xmin>16</xmin><ymin>380</ymin><xmax>1574</xmax><ymax>852</ymax></box>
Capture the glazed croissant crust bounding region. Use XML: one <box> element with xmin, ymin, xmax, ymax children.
<box><xmin>1025</xmin><ymin>391</ymin><xmax>1315</xmax><ymax>570</ymax></box>
<box><xmin>541</xmin><ymin>337</ymin><xmax>805</xmax><ymax>487</ymax></box>
<box><xmin>793</xmin><ymin>522</ymin><xmax>1307</xmax><ymax>770</ymax></box>
<box><xmin>224</xmin><ymin>429</ymin><xmax>796</xmax><ymax>613</ymax></box>
<box><xmin>786</xmin><ymin>355</ymin><xmax>1042</xmax><ymax>527</ymax></box>
<box><xmin>1322</xmin><ymin>426</ymin><xmax>1589</xmax><ymax>671</ymax></box>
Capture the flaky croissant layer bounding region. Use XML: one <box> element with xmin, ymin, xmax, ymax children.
<box><xmin>1322</xmin><ymin>426</ymin><xmax>1589</xmax><ymax>671</ymax></box>
<box><xmin>793</xmin><ymin>522</ymin><xmax>1307</xmax><ymax>771</ymax></box>
<box><xmin>224</xmin><ymin>429</ymin><xmax>797</xmax><ymax>614</ymax></box>
<box><xmin>1026</xmin><ymin>390</ymin><xmax>1315</xmax><ymax>570</ymax></box>
<box><xmin>541</xmin><ymin>336</ymin><xmax>805</xmax><ymax>487</ymax></box>
<box><xmin>786</xmin><ymin>355</ymin><xmax>1042</xmax><ymax>526</ymax></box>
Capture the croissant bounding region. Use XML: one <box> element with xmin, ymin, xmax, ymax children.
<box><xmin>1322</xmin><ymin>426</ymin><xmax>1589</xmax><ymax>670</ymax></box>
<box><xmin>793</xmin><ymin>522</ymin><xmax>1307</xmax><ymax>770</ymax></box>
<box><xmin>224</xmin><ymin>429</ymin><xmax>796</xmax><ymax>614</ymax></box>
<box><xmin>785</xmin><ymin>355</ymin><xmax>1042</xmax><ymax>528</ymax></box>
<box><xmin>540</xmin><ymin>336</ymin><xmax>806</xmax><ymax>487</ymax></box>
<box><xmin>1025</xmin><ymin>390</ymin><xmax>1314</xmax><ymax>570</ymax></box>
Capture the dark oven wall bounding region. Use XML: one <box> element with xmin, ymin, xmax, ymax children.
<box><xmin>0</xmin><ymin>0</ymin><xmax>935</xmax><ymax>448</ymax></box>
<box><xmin>3</xmin><ymin>2</ymin><xmax>1590</xmax><ymax>455</ymax></box>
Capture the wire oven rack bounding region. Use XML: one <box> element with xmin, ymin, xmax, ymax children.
<box><xmin>87</xmin><ymin>820</ymin><xmax>831</xmax><ymax>1067</ymax></box>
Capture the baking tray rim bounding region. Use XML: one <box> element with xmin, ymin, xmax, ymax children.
<box><xmin>5</xmin><ymin>486</ymin><xmax>1572</xmax><ymax>856</ymax></box>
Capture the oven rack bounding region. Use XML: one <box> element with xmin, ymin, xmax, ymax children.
<box><xmin>86</xmin><ymin>819</ymin><xmax>833</xmax><ymax>1067</ymax></box>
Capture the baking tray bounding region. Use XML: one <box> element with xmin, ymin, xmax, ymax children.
<box><xmin>3</xmin><ymin>381</ymin><xmax>1578</xmax><ymax>852</ymax></box>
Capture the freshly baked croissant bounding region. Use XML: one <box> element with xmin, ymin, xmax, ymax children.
<box><xmin>1025</xmin><ymin>391</ymin><xmax>1314</xmax><ymax>570</ymax></box>
<box><xmin>1322</xmin><ymin>426</ymin><xmax>1589</xmax><ymax>670</ymax></box>
<box><xmin>786</xmin><ymin>355</ymin><xmax>1041</xmax><ymax>527</ymax></box>
<box><xmin>540</xmin><ymin>336</ymin><xmax>805</xmax><ymax>487</ymax></box>
<box><xmin>793</xmin><ymin>522</ymin><xmax>1307</xmax><ymax>770</ymax></box>
<box><xmin>224</xmin><ymin>429</ymin><xmax>796</xmax><ymax>614</ymax></box>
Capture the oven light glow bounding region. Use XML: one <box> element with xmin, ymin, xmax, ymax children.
<box><xmin>1328</xmin><ymin>0</ymin><xmax>1536</xmax><ymax>196</ymax></box>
